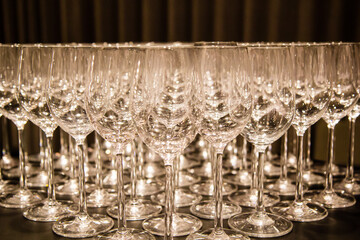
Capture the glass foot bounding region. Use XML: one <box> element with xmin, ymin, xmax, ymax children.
<box><xmin>334</xmin><ymin>179</ymin><xmax>360</xmax><ymax>195</ymax></box>
<box><xmin>52</xmin><ymin>212</ymin><xmax>114</xmax><ymax>238</ymax></box>
<box><xmin>287</xmin><ymin>153</ymin><xmax>297</xmax><ymax>168</ymax></box>
<box><xmin>54</xmin><ymin>154</ymin><xmax>70</xmax><ymax>171</ymax></box>
<box><xmin>86</xmin><ymin>188</ymin><xmax>116</xmax><ymax>208</ymax></box>
<box><xmin>313</xmin><ymin>164</ymin><xmax>346</xmax><ymax>177</ymax></box>
<box><xmin>143</xmin><ymin>162</ymin><xmax>165</xmax><ymax>178</ymax></box>
<box><xmin>23</xmin><ymin>199</ymin><xmax>78</xmax><ymax>222</ymax></box>
<box><xmin>0</xmin><ymin>189</ymin><xmax>43</xmax><ymax>208</ymax></box>
<box><xmin>107</xmin><ymin>199</ymin><xmax>162</xmax><ymax>221</ymax></box>
<box><xmin>142</xmin><ymin>213</ymin><xmax>202</xmax><ymax>237</ymax></box>
<box><xmin>188</xmin><ymin>162</ymin><xmax>230</xmax><ymax>178</ymax></box>
<box><xmin>228</xmin><ymin>189</ymin><xmax>280</xmax><ymax>208</ymax></box>
<box><xmin>4</xmin><ymin>165</ymin><xmax>41</xmax><ymax>178</ymax></box>
<box><xmin>190</xmin><ymin>180</ymin><xmax>237</xmax><ymax>196</ymax></box>
<box><xmin>151</xmin><ymin>188</ymin><xmax>202</xmax><ymax>208</ymax></box>
<box><xmin>103</xmin><ymin>169</ymin><xmax>130</xmax><ymax>191</ymax></box>
<box><xmin>224</xmin><ymin>170</ymin><xmax>251</xmax><ymax>186</ymax></box>
<box><xmin>97</xmin><ymin>228</ymin><xmax>156</xmax><ymax>240</ymax></box>
<box><xmin>190</xmin><ymin>200</ymin><xmax>241</xmax><ymax>220</ymax></box>
<box><xmin>157</xmin><ymin>171</ymin><xmax>201</xmax><ymax>187</ymax></box>
<box><xmin>270</xmin><ymin>200</ymin><xmax>328</xmax><ymax>222</ymax></box>
<box><xmin>228</xmin><ymin>211</ymin><xmax>293</xmax><ymax>238</ymax></box>
<box><xmin>0</xmin><ymin>180</ymin><xmax>17</xmax><ymax>195</ymax></box>
<box><xmin>266</xmin><ymin>178</ymin><xmax>302</xmax><ymax>196</ymax></box>
<box><xmin>179</xmin><ymin>155</ymin><xmax>200</xmax><ymax>170</ymax></box>
<box><xmin>264</xmin><ymin>162</ymin><xmax>280</xmax><ymax>177</ymax></box>
<box><xmin>55</xmin><ymin>179</ymin><xmax>95</xmax><ymax>196</ymax></box>
<box><xmin>187</xmin><ymin>228</ymin><xmax>249</xmax><ymax>240</ymax></box>
<box><xmin>307</xmin><ymin>189</ymin><xmax>356</xmax><ymax>209</ymax></box>
<box><xmin>302</xmin><ymin>170</ymin><xmax>325</xmax><ymax>185</ymax></box>
<box><xmin>124</xmin><ymin>179</ymin><xmax>164</xmax><ymax>196</ymax></box>
<box><xmin>27</xmin><ymin>171</ymin><xmax>68</xmax><ymax>188</ymax></box>
<box><xmin>1</xmin><ymin>154</ymin><xmax>18</xmax><ymax>170</ymax></box>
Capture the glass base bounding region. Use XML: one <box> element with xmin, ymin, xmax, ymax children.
<box><xmin>55</xmin><ymin>179</ymin><xmax>95</xmax><ymax>197</ymax></box>
<box><xmin>142</xmin><ymin>162</ymin><xmax>165</xmax><ymax>178</ymax></box>
<box><xmin>52</xmin><ymin>212</ymin><xmax>114</xmax><ymax>238</ymax></box>
<box><xmin>228</xmin><ymin>211</ymin><xmax>293</xmax><ymax>238</ymax></box>
<box><xmin>264</xmin><ymin>162</ymin><xmax>280</xmax><ymax>177</ymax></box>
<box><xmin>97</xmin><ymin>228</ymin><xmax>155</xmax><ymax>240</ymax></box>
<box><xmin>266</xmin><ymin>178</ymin><xmax>301</xmax><ymax>196</ymax></box>
<box><xmin>1</xmin><ymin>154</ymin><xmax>18</xmax><ymax>170</ymax></box>
<box><xmin>313</xmin><ymin>164</ymin><xmax>346</xmax><ymax>177</ymax></box>
<box><xmin>224</xmin><ymin>170</ymin><xmax>251</xmax><ymax>186</ymax></box>
<box><xmin>307</xmin><ymin>189</ymin><xmax>356</xmax><ymax>209</ymax></box>
<box><xmin>334</xmin><ymin>179</ymin><xmax>360</xmax><ymax>195</ymax></box>
<box><xmin>145</xmin><ymin>151</ymin><xmax>162</xmax><ymax>162</ymax></box>
<box><xmin>0</xmin><ymin>189</ymin><xmax>43</xmax><ymax>208</ymax></box>
<box><xmin>4</xmin><ymin>165</ymin><xmax>41</xmax><ymax>178</ymax></box>
<box><xmin>287</xmin><ymin>153</ymin><xmax>297</xmax><ymax>169</ymax></box>
<box><xmin>107</xmin><ymin>199</ymin><xmax>162</xmax><ymax>221</ymax></box>
<box><xmin>188</xmin><ymin>162</ymin><xmax>230</xmax><ymax>178</ymax></box>
<box><xmin>151</xmin><ymin>188</ymin><xmax>202</xmax><ymax>208</ymax></box>
<box><xmin>179</xmin><ymin>155</ymin><xmax>201</xmax><ymax>170</ymax></box>
<box><xmin>223</xmin><ymin>155</ymin><xmax>251</xmax><ymax>170</ymax></box>
<box><xmin>190</xmin><ymin>180</ymin><xmax>237</xmax><ymax>196</ymax></box>
<box><xmin>84</xmin><ymin>162</ymin><xmax>97</xmax><ymax>178</ymax></box>
<box><xmin>190</xmin><ymin>200</ymin><xmax>241</xmax><ymax>220</ymax></box>
<box><xmin>23</xmin><ymin>199</ymin><xmax>78</xmax><ymax>222</ymax></box>
<box><xmin>103</xmin><ymin>169</ymin><xmax>130</xmax><ymax>191</ymax></box>
<box><xmin>86</xmin><ymin>188</ymin><xmax>117</xmax><ymax>208</ymax></box>
<box><xmin>228</xmin><ymin>189</ymin><xmax>280</xmax><ymax>208</ymax></box>
<box><xmin>27</xmin><ymin>171</ymin><xmax>68</xmax><ymax>188</ymax></box>
<box><xmin>124</xmin><ymin>179</ymin><xmax>164</xmax><ymax>197</ymax></box>
<box><xmin>142</xmin><ymin>213</ymin><xmax>202</xmax><ymax>237</ymax></box>
<box><xmin>157</xmin><ymin>171</ymin><xmax>201</xmax><ymax>188</ymax></box>
<box><xmin>187</xmin><ymin>228</ymin><xmax>249</xmax><ymax>240</ymax></box>
<box><xmin>270</xmin><ymin>200</ymin><xmax>328</xmax><ymax>222</ymax></box>
<box><xmin>302</xmin><ymin>170</ymin><xmax>325</xmax><ymax>185</ymax></box>
<box><xmin>53</xmin><ymin>154</ymin><xmax>70</xmax><ymax>171</ymax></box>
<box><xmin>0</xmin><ymin>180</ymin><xmax>17</xmax><ymax>195</ymax></box>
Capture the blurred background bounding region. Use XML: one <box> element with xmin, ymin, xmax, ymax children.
<box><xmin>1</xmin><ymin>0</ymin><xmax>360</xmax><ymax>165</ymax></box>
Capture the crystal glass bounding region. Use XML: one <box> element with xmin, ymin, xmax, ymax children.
<box><xmin>86</xmin><ymin>45</ymin><xmax>156</xmax><ymax>239</ymax></box>
<box><xmin>17</xmin><ymin>45</ymin><xmax>78</xmax><ymax>221</ymax></box>
<box><xmin>334</xmin><ymin>42</ymin><xmax>360</xmax><ymax>195</ymax></box>
<box><xmin>187</xmin><ymin>42</ymin><xmax>251</xmax><ymax>240</ymax></box>
<box><xmin>0</xmin><ymin>44</ymin><xmax>43</xmax><ymax>208</ymax></box>
<box><xmin>132</xmin><ymin>43</ymin><xmax>201</xmax><ymax>238</ymax></box>
<box><xmin>271</xmin><ymin>43</ymin><xmax>331</xmax><ymax>222</ymax></box>
<box><xmin>228</xmin><ymin>45</ymin><xmax>294</xmax><ymax>238</ymax></box>
<box><xmin>308</xmin><ymin>43</ymin><xmax>358</xmax><ymax>208</ymax></box>
<box><xmin>48</xmin><ymin>45</ymin><xmax>113</xmax><ymax>238</ymax></box>
<box><xmin>1</xmin><ymin>117</ymin><xmax>17</xmax><ymax>170</ymax></box>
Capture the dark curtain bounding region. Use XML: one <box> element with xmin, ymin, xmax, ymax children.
<box><xmin>1</xmin><ymin>0</ymin><xmax>360</xmax><ymax>164</ymax></box>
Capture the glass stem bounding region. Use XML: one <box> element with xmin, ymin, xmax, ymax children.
<box><xmin>325</xmin><ymin>127</ymin><xmax>335</xmax><ymax>191</ymax></box>
<box><xmin>138</xmin><ymin>141</ymin><xmax>145</xmax><ymax>179</ymax></box>
<box><xmin>305</xmin><ymin>127</ymin><xmax>312</xmax><ymax>171</ymax></box>
<box><xmin>255</xmin><ymin>148</ymin><xmax>266</xmax><ymax>213</ymax></box>
<box><xmin>18</xmin><ymin>128</ymin><xmax>26</xmax><ymax>190</ymax></box>
<box><xmin>280</xmin><ymin>132</ymin><xmax>288</xmax><ymax>180</ymax></box>
<box><xmin>346</xmin><ymin>118</ymin><xmax>356</xmax><ymax>181</ymax></box>
<box><xmin>39</xmin><ymin>129</ymin><xmax>46</xmax><ymax>170</ymax></box>
<box><xmin>130</xmin><ymin>140</ymin><xmax>137</xmax><ymax>202</ymax></box>
<box><xmin>76</xmin><ymin>142</ymin><xmax>87</xmax><ymax>213</ymax></box>
<box><xmin>175</xmin><ymin>154</ymin><xmax>180</xmax><ymax>189</ymax></box>
<box><xmin>46</xmin><ymin>135</ymin><xmax>56</xmax><ymax>201</ymax></box>
<box><xmin>2</xmin><ymin>117</ymin><xmax>10</xmax><ymax>160</ymax></box>
<box><xmin>250</xmin><ymin>150</ymin><xmax>259</xmax><ymax>190</ymax></box>
<box><xmin>69</xmin><ymin>136</ymin><xmax>76</xmax><ymax>179</ymax></box>
<box><xmin>59</xmin><ymin>129</ymin><xmax>69</xmax><ymax>160</ymax></box>
<box><xmin>295</xmin><ymin>133</ymin><xmax>304</xmax><ymax>202</ymax></box>
<box><xmin>213</xmin><ymin>149</ymin><xmax>224</xmax><ymax>232</ymax></box>
<box><xmin>94</xmin><ymin>133</ymin><xmax>104</xmax><ymax>189</ymax></box>
<box><xmin>164</xmin><ymin>164</ymin><xmax>174</xmax><ymax>240</ymax></box>
<box><xmin>116</xmin><ymin>152</ymin><xmax>127</xmax><ymax>230</ymax></box>
<box><xmin>242</xmin><ymin>138</ymin><xmax>248</xmax><ymax>170</ymax></box>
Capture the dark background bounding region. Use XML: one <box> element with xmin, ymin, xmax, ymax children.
<box><xmin>1</xmin><ymin>0</ymin><xmax>360</xmax><ymax>164</ymax></box>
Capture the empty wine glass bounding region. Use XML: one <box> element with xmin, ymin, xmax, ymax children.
<box><xmin>271</xmin><ymin>43</ymin><xmax>331</xmax><ymax>222</ymax></box>
<box><xmin>48</xmin><ymin>45</ymin><xmax>113</xmax><ymax>238</ymax></box>
<box><xmin>17</xmin><ymin>45</ymin><xmax>78</xmax><ymax>221</ymax></box>
<box><xmin>228</xmin><ymin>45</ymin><xmax>294</xmax><ymax>238</ymax></box>
<box><xmin>1</xmin><ymin>117</ymin><xmax>17</xmax><ymax>170</ymax></box>
<box><xmin>86</xmin><ymin>45</ymin><xmax>157</xmax><ymax>239</ymax></box>
<box><xmin>308</xmin><ymin>43</ymin><xmax>358</xmax><ymax>208</ymax></box>
<box><xmin>187</xmin><ymin>42</ymin><xmax>251</xmax><ymax>240</ymax></box>
<box><xmin>132</xmin><ymin>43</ymin><xmax>201</xmax><ymax>238</ymax></box>
<box><xmin>0</xmin><ymin>44</ymin><xmax>43</xmax><ymax>208</ymax></box>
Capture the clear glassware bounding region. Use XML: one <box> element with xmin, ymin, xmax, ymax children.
<box><xmin>334</xmin><ymin>43</ymin><xmax>360</xmax><ymax>195</ymax></box>
<box><xmin>1</xmin><ymin>117</ymin><xmax>17</xmax><ymax>170</ymax></box>
<box><xmin>54</xmin><ymin>128</ymin><xmax>71</xmax><ymax>171</ymax></box>
<box><xmin>308</xmin><ymin>43</ymin><xmax>358</xmax><ymax>208</ymax></box>
<box><xmin>132</xmin><ymin>43</ymin><xmax>202</xmax><ymax>238</ymax></box>
<box><xmin>86</xmin><ymin>45</ymin><xmax>155</xmax><ymax>239</ymax></box>
<box><xmin>48</xmin><ymin>45</ymin><xmax>113</xmax><ymax>238</ymax></box>
<box><xmin>271</xmin><ymin>43</ymin><xmax>331</xmax><ymax>222</ymax></box>
<box><xmin>16</xmin><ymin>45</ymin><xmax>78</xmax><ymax>221</ymax></box>
<box><xmin>0</xmin><ymin>44</ymin><xmax>43</xmax><ymax>208</ymax></box>
<box><xmin>228</xmin><ymin>45</ymin><xmax>294</xmax><ymax>238</ymax></box>
<box><xmin>187</xmin><ymin>42</ymin><xmax>251</xmax><ymax>240</ymax></box>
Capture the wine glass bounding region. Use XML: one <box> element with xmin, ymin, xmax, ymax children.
<box><xmin>132</xmin><ymin>43</ymin><xmax>202</xmax><ymax>238</ymax></box>
<box><xmin>308</xmin><ymin>43</ymin><xmax>358</xmax><ymax>208</ymax></box>
<box><xmin>86</xmin><ymin>45</ymin><xmax>158</xmax><ymax>239</ymax></box>
<box><xmin>17</xmin><ymin>45</ymin><xmax>78</xmax><ymax>221</ymax></box>
<box><xmin>334</xmin><ymin>42</ymin><xmax>360</xmax><ymax>195</ymax></box>
<box><xmin>271</xmin><ymin>43</ymin><xmax>331</xmax><ymax>221</ymax></box>
<box><xmin>187</xmin><ymin>42</ymin><xmax>251</xmax><ymax>240</ymax></box>
<box><xmin>48</xmin><ymin>45</ymin><xmax>113</xmax><ymax>238</ymax></box>
<box><xmin>1</xmin><ymin>117</ymin><xmax>17</xmax><ymax>170</ymax></box>
<box><xmin>0</xmin><ymin>44</ymin><xmax>43</xmax><ymax>208</ymax></box>
<box><xmin>228</xmin><ymin>45</ymin><xmax>294</xmax><ymax>238</ymax></box>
